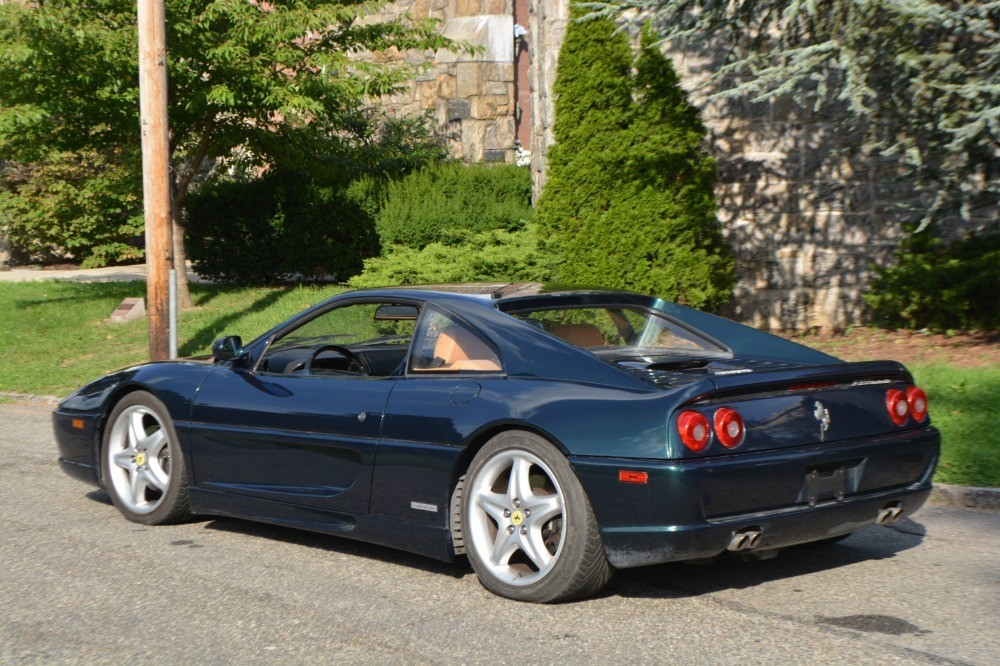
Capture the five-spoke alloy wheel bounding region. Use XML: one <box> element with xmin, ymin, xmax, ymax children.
<box><xmin>462</xmin><ymin>431</ymin><xmax>611</xmax><ymax>602</ymax></box>
<box><xmin>101</xmin><ymin>391</ymin><xmax>190</xmax><ymax>524</ymax></box>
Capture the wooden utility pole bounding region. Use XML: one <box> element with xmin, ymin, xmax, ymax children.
<box><xmin>137</xmin><ymin>0</ymin><xmax>172</xmax><ymax>361</ymax></box>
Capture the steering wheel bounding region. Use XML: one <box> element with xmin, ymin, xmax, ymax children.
<box><xmin>304</xmin><ymin>344</ymin><xmax>370</xmax><ymax>375</ymax></box>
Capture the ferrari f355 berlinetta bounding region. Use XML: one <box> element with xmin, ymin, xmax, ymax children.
<box><xmin>54</xmin><ymin>284</ymin><xmax>939</xmax><ymax>602</ymax></box>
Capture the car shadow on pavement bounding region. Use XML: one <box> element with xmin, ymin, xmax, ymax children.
<box><xmin>85</xmin><ymin>487</ymin><xmax>928</xmax><ymax>599</ymax></box>
<box><xmin>87</xmin><ymin>488</ymin><xmax>475</xmax><ymax>578</ymax></box>
<box><xmin>605</xmin><ymin>520</ymin><xmax>927</xmax><ymax>600</ymax></box>
<box><xmin>201</xmin><ymin>516</ymin><xmax>476</xmax><ymax>579</ymax></box>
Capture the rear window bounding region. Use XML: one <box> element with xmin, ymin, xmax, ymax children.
<box><xmin>410</xmin><ymin>307</ymin><xmax>503</xmax><ymax>373</ymax></box>
<box><xmin>509</xmin><ymin>305</ymin><xmax>724</xmax><ymax>355</ymax></box>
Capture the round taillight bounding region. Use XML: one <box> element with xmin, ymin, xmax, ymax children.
<box><xmin>677</xmin><ymin>410</ymin><xmax>711</xmax><ymax>452</ymax></box>
<box><xmin>886</xmin><ymin>388</ymin><xmax>909</xmax><ymax>426</ymax></box>
<box><xmin>907</xmin><ymin>386</ymin><xmax>928</xmax><ymax>422</ymax></box>
<box><xmin>713</xmin><ymin>408</ymin><xmax>745</xmax><ymax>448</ymax></box>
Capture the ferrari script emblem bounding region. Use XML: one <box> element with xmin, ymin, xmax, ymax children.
<box><xmin>813</xmin><ymin>401</ymin><xmax>831</xmax><ymax>442</ymax></box>
<box><xmin>511</xmin><ymin>510</ymin><xmax>524</xmax><ymax>526</ymax></box>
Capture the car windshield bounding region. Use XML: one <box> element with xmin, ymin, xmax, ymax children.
<box><xmin>509</xmin><ymin>305</ymin><xmax>727</xmax><ymax>358</ymax></box>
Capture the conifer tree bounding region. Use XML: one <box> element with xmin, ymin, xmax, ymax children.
<box><xmin>538</xmin><ymin>12</ymin><xmax>734</xmax><ymax>309</ymax></box>
<box><xmin>591</xmin><ymin>0</ymin><xmax>998</xmax><ymax>231</ymax></box>
<box><xmin>536</xmin><ymin>8</ymin><xmax>633</xmax><ymax>264</ymax></box>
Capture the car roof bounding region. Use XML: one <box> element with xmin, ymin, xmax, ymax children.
<box><xmin>355</xmin><ymin>282</ymin><xmax>641</xmax><ymax>304</ymax></box>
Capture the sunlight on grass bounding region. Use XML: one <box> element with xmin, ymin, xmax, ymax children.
<box><xmin>0</xmin><ymin>281</ymin><xmax>343</xmax><ymax>396</ymax></box>
<box><xmin>910</xmin><ymin>364</ymin><xmax>999</xmax><ymax>488</ymax></box>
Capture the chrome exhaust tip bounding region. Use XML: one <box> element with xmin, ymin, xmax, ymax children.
<box><xmin>875</xmin><ymin>501</ymin><xmax>904</xmax><ymax>525</ymax></box>
<box><xmin>727</xmin><ymin>528</ymin><xmax>763</xmax><ymax>552</ymax></box>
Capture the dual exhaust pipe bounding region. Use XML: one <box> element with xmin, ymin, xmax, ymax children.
<box><xmin>875</xmin><ymin>501</ymin><xmax>904</xmax><ymax>525</ymax></box>
<box><xmin>727</xmin><ymin>527</ymin><xmax>763</xmax><ymax>552</ymax></box>
<box><xmin>727</xmin><ymin>501</ymin><xmax>905</xmax><ymax>552</ymax></box>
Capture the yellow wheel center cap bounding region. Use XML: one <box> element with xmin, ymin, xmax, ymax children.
<box><xmin>511</xmin><ymin>510</ymin><xmax>524</xmax><ymax>526</ymax></box>
<box><xmin>135</xmin><ymin>452</ymin><xmax>146</xmax><ymax>466</ymax></box>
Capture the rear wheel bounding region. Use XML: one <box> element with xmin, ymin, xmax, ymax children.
<box><xmin>101</xmin><ymin>391</ymin><xmax>190</xmax><ymax>525</ymax></box>
<box><xmin>462</xmin><ymin>431</ymin><xmax>611</xmax><ymax>602</ymax></box>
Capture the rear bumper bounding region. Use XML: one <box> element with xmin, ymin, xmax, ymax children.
<box><xmin>570</xmin><ymin>427</ymin><xmax>939</xmax><ymax>569</ymax></box>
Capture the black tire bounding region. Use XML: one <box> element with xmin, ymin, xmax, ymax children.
<box><xmin>462</xmin><ymin>431</ymin><xmax>612</xmax><ymax>602</ymax></box>
<box><xmin>100</xmin><ymin>390</ymin><xmax>190</xmax><ymax>525</ymax></box>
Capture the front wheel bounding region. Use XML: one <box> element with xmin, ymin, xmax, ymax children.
<box><xmin>462</xmin><ymin>431</ymin><xmax>611</xmax><ymax>602</ymax></box>
<box><xmin>101</xmin><ymin>391</ymin><xmax>190</xmax><ymax>525</ymax></box>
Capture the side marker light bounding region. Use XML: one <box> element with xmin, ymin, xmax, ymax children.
<box><xmin>619</xmin><ymin>470</ymin><xmax>649</xmax><ymax>484</ymax></box>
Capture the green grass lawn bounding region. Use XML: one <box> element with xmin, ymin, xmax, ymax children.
<box><xmin>909</xmin><ymin>363</ymin><xmax>999</xmax><ymax>488</ymax></box>
<box><xmin>0</xmin><ymin>281</ymin><xmax>343</xmax><ymax>396</ymax></box>
<box><xmin>0</xmin><ymin>280</ymin><xmax>995</xmax><ymax>486</ymax></box>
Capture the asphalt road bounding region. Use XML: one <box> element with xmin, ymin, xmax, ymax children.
<box><xmin>2</xmin><ymin>403</ymin><xmax>998</xmax><ymax>665</ymax></box>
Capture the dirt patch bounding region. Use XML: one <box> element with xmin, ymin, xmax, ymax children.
<box><xmin>787</xmin><ymin>329</ymin><xmax>999</xmax><ymax>369</ymax></box>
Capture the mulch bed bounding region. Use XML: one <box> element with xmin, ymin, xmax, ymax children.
<box><xmin>788</xmin><ymin>329</ymin><xmax>999</xmax><ymax>369</ymax></box>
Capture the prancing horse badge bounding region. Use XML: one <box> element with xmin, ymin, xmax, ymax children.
<box><xmin>813</xmin><ymin>401</ymin><xmax>831</xmax><ymax>442</ymax></box>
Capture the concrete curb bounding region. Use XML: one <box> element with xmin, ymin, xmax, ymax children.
<box><xmin>0</xmin><ymin>392</ymin><xmax>60</xmax><ymax>406</ymax></box>
<box><xmin>931</xmin><ymin>483</ymin><xmax>1000</xmax><ymax>512</ymax></box>
<box><xmin>2</xmin><ymin>392</ymin><xmax>996</xmax><ymax>511</ymax></box>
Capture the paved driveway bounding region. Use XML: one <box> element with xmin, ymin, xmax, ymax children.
<box><xmin>2</xmin><ymin>403</ymin><xmax>997</xmax><ymax>664</ymax></box>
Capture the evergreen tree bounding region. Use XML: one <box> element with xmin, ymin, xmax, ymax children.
<box><xmin>591</xmin><ymin>0</ymin><xmax>999</xmax><ymax>232</ymax></box>
<box><xmin>536</xmin><ymin>8</ymin><xmax>633</xmax><ymax>264</ymax></box>
<box><xmin>538</xmin><ymin>13</ymin><xmax>734</xmax><ymax>309</ymax></box>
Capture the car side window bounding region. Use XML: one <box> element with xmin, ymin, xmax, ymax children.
<box><xmin>410</xmin><ymin>308</ymin><xmax>502</xmax><ymax>373</ymax></box>
<box><xmin>258</xmin><ymin>302</ymin><xmax>417</xmax><ymax>376</ymax></box>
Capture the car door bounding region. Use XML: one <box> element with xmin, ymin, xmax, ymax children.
<box><xmin>371</xmin><ymin>305</ymin><xmax>507</xmax><ymax>525</ymax></box>
<box><xmin>188</xmin><ymin>300</ymin><xmax>416</xmax><ymax>515</ymax></box>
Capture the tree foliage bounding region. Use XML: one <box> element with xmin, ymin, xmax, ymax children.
<box><xmin>0</xmin><ymin>0</ymin><xmax>454</xmax><ymax>272</ymax></box>
<box><xmin>349</xmin><ymin>225</ymin><xmax>551</xmax><ymax>289</ymax></box>
<box><xmin>587</xmin><ymin>0</ymin><xmax>999</xmax><ymax>231</ymax></box>
<box><xmin>185</xmin><ymin>110</ymin><xmax>446</xmax><ymax>285</ymax></box>
<box><xmin>537</xmin><ymin>11</ymin><xmax>735</xmax><ymax>310</ymax></box>
<box><xmin>375</xmin><ymin>162</ymin><xmax>534</xmax><ymax>250</ymax></box>
<box><xmin>185</xmin><ymin>168</ymin><xmax>379</xmax><ymax>285</ymax></box>
<box><xmin>864</xmin><ymin>231</ymin><xmax>1000</xmax><ymax>331</ymax></box>
<box><xmin>1</xmin><ymin>151</ymin><xmax>143</xmax><ymax>267</ymax></box>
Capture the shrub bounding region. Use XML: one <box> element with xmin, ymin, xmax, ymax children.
<box><xmin>0</xmin><ymin>152</ymin><xmax>143</xmax><ymax>267</ymax></box>
<box><xmin>536</xmin><ymin>15</ymin><xmax>735</xmax><ymax>310</ymax></box>
<box><xmin>348</xmin><ymin>225</ymin><xmax>550</xmax><ymax>288</ymax></box>
<box><xmin>185</xmin><ymin>169</ymin><xmax>378</xmax><ymax>285</ymax></box>
<box><xmin>865</xmin><ymin>231</ymin><xmax>1000</xmax><ymax>331</ymax></box>
<box><xmin>375</xmin><ymin>162</ymin><xmax>533</xmax><ymax>250</ymax></box>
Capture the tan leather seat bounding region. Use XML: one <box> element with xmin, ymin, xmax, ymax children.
<box><xmin>550</xmin><ymin>323</ymin><xmax>605</xmax><ymax>347</ymax></box>
<box><xmin>430</xmin><ymin>325</ymin><xmax>501</xmax><ymax>371</ymax></box>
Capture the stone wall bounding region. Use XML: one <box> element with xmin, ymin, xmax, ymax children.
<box><xmin>523</xmin><ymin>1</ymin><xmax>920</xmax><ymax>332</ymax></box>
<box><xmin>672</xmin><ymin>44</ymin><xmax>916</xmax><ymax>332</ymax></box>
<box><xmin>525</xmin><ymin>0</ymin><xmax>567</xmax><ymax>197</ymax></box>
<box><xmin>380</xmin><ymin>0</ymin><xmax>519</xmax><ymax>164</ymax></box>
<box><xmin>380</xmin><ymin>0</ymin><xmax>980</xmax><ymax>332</ymax></box>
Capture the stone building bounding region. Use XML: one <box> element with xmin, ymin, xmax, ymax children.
<box><xmin>379</xmin><ymin>0</ymin><xmax>973</xmax><ymax>333</ymax></box>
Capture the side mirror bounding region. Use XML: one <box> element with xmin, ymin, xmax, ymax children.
<box><xmin>211</xmin><ymin>335</ymin><xmax>246</xmax><ymax>363</ymax></box>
